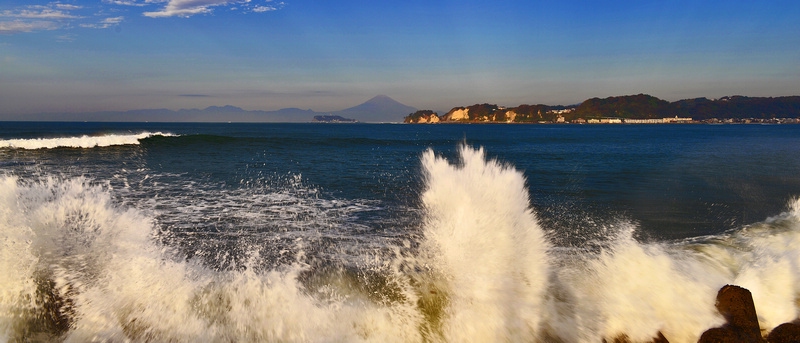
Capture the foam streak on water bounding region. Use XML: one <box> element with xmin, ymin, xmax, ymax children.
<box><xmin>0</xmin><ymin>132</ymin><xmax>175</xmax><ymax>149</ymax></box>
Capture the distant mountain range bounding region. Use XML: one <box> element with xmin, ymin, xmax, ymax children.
<box><xmin>5</xmin><ymin>95</ymin><xmax>417</xmax><ymax>123</ymax></box>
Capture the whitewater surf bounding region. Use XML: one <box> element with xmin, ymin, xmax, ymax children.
<box><xmin>0</xmin><ymin>132</ymin><xmax>175</xmax><ymax>150</ymax></box>
<box><xmin>3</xmin><ymin>143</ymin><xmax>800</xmax><ymax>342</ymax></box>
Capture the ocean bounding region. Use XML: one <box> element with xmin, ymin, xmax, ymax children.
<box><xmin>2</xmin><ymin>122</ymin><xmax>800</xmax><ymax>342</ymax></box>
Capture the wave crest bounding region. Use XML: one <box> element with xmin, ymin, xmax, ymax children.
<box><xmin>0</xmin><ymin>132</ymin><xmax>176</xmax><ymax>150</ymax></box>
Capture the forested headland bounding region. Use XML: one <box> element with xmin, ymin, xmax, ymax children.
<box><xmin>404</xmin><ymin>94</ymin><xmax>800</xmax><ymax>124</ymax></box>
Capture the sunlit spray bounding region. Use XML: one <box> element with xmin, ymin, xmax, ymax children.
<box><xmin>417</xmin><ymin>145</ymin><xmax>550</xmax><ymax>341</ymax></box>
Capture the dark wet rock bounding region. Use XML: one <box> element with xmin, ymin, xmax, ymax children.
<box><xmin>652</xmin><ymin>331</ymin><xmax>670</xmax><ymax>343</ymax></box>
<box><xmin>767</xmin><ymin>321</ymin><xmax>800</xmax><ymax>343</ymax></box>
<box><xmin>603</xmin><ymin>331</ymin><xmax>669</xmax><ymax>343</ymax></box>
<box><xmin>698</xmin><ymin>327</ymin><xmax>745</xmax><ymax>343</ymax></box>
<box><xmin>716</xmin><ymin>285</ymin><xmax>762</xmax><ymax>337</ymax></box>
<box><xmin>698</xmin><ymin>284</ymin><xmax>764</xmax><ymax>343</ymax></box>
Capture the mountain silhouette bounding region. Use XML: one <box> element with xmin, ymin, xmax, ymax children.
<box><xmin>332</xmin><ymin>95</ymin><xmax>416</xmax><ymax>123</ymax></box>
<box><xmin>7</xmin><ymin>95</ymin><xmax>415</xmax><ymax>122</ymax></box>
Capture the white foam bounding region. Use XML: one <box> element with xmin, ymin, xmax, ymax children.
<box><xmin>0</xmin><ymin>176</ymin><xmax>39</xmax><ymax>339</ymax></box>
<box><xmin>0</xmin><ymin>175</ymin><xmax>422</xmax><ymax>342</ymax></box>
<box><xmin>4</xmin><ymin>149</ymin><xmax>800</xmax><ymax>342</ymax></box>
<box><xmin>544</xmin><ymin>198</ymin><xmax>800</xmax><ymax>342</ymax></box>
<box><xmin>725</xmin><ymin>198</ymin><xmax>800</xmax><ymax>331</ymax></box>
<box><xmin>552</xmin><ymin>225</ymin><xmax>726</xmax><ymax>342</ymax></box>
<box><xmin>0</xmin><ymin>132</ymin><xmax>175</xmax><ymax>149</ymax></box>
<box><xmin>417</xmin><ymin>145</ymin><xmax>550</xmax><ymax>341</ymax></box>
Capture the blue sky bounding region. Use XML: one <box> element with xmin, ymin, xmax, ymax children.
<box><xmin>1</xmin><ymin>0</ymin><xmax>799</xmax><ymax>116</ymax></box>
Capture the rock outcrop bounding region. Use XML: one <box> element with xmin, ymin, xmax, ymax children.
<box><xmin>603</xmin><ymin>331</ymin><xmax>669</xmax><ymax>343</ymax></box>
<box><xmin>767</xmin><ymin>322</ymin><xmax>800</xmax><ymax>343</ymax></box>
<box><xmin>698</xmin><ymin>284</ymin><xmax>800</xmax><ymax>343</ymax></box>
<box><xmin>403</xmin><ymin>110</ymin><xmax>440</xmax><ymax>123</ymax></box>
<box><xmin>444</xmin><ymin>107</ymin><xmax>469</xmax><ymax>121</ymax></box>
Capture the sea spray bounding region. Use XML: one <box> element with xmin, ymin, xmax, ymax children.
<box><xmin>722</xmin><ymin>198</ymin><xmax>800</xmax><ymax>331</ymax></box>
<box><xmin>0</xmin><ymin>176</ymin><xmax>40</xmax><ymax>340</ymax></box>
<box><xmin>0</xmin><ymin>175</ymin><xmax>155</xmax><ymax>341</ymax></box>
<box><xmin>417</xmin><ymin>145</ymin><xmax>550</xmax><ymax>341</ymax></box>
<box><xmin>546</xmin><ymin>198</ymin><xmax>800</xmax><ymax>342</ymax></box>
<box><xmin>556</xmin><ymin>224</ymin><xmax>725</xmax><ymax>342</ymax></box>
<box><xmin>5</xmin><ymin>141</ymin><xmax>800</xmax><ymax>342</ymax></box>
<box><xmin>0</xmin><ymin>175</ymin><xmax>423</xmax><ymax>342</ymax></box>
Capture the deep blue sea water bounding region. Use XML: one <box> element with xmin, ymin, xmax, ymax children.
<box><xmin>2</xmin><ymin>122</ymin><xmax>800</xmax><ymax>342</ymax></box>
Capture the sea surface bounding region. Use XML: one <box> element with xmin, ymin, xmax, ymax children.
<box><xmin>2</xmin><ymin>122</ymin><xmax>800</xmax><ymax>342</ymax></box>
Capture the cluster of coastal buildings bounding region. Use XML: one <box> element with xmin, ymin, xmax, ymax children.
<box><xmin>703</xmin><ymin>117</ymin><xmax>800</xmax><ymax>124</ymax></box>
<box><xmin>567</xmin><ymin>117</ymin><xmax>800</xmax><ymax>124</ymax></box>
<box><xmin>574</xmin><ymin>117</ymin><xmax>693</xmax><ymax>124</ymax></box>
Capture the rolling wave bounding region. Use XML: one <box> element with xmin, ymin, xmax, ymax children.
<box><xmin>0</xmin><ymin>132</ymin><xmax>176</xmax><ymax>150</ymax></box>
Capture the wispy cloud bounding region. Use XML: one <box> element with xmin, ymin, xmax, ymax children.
<box><xmin>253</xmin><ymin>5</ymin><xmax>278</xmax><ymax>13</ymax></box>
<box><xmin>0</xmin><ymin>0</ymin><xmax>283</xmax><ymax>35</ymax></box>
<box><xmin>1</xmin><ymin>7</ymin><xmax>81</xmax><ymax>19</ymax></box>
<box><xmin>80</xmin><ymin>16</ymin><xmax>125</xmax><ymax>29</ymax></box>
<box><xmin>143</xmin><ymin>0</ymin><xmax>283</xmax><ymax>17</ymax></box>
<box><xmin>0</xmin><ymin>2</ymin><xmax>80</xmax><ymax>34</ymax></box>
<box><xmin>0</xmin><ymin>20</ymin><xmax>61</xmax><ymax>34</ymax></box>
<box><xmin>102</xmin><ymin>0</ymin><xmax>166</xmax><ymax>7</ymax></box>
<box><xmin>55</xmin><ymin>4</ymin><xmax>83</xmax><ymax>10</ymax></box>
<box><xmin>56</xmin><ymin>33</ymin><xmax>76</xmax><ymax>42</ymax></box>
<box><xmin>104</xmin><ymin>0</ymin><xmax>147</xmax><ymax>6</ymax></box>
<box><xmin>143</xmin><ymin>0</ymin><xmax>232</xmax><ymax>17</ymax></box>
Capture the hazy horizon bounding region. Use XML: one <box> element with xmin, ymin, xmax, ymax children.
<box><xmin>2</xmin><ymin>1</ymin><xmax>799</xmax><ymax>118</ymax></box>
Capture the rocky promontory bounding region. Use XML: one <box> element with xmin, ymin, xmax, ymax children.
<box><xmin>404</xmin><ymin>94</ymin><xmax>800</xmax><ymax>124</ymax></box>
<box><xmin>403</xmin><ymin>110</ymin><xmax>440</xmax><ymax>123</ymax></box>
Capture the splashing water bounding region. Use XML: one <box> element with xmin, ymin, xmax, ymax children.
<box><xmin>3</xmin><ymin>145</ymin><xmax>800</xmax><ymax>342</ymax></box>
<box><xmin>0</xmin><ymin>175</ymin><xmax>422</xmax><ymax>342</ymax></box>
<box><xmin>415</xmin><ymin>145</ymin><xmax>550</xmax><ymax>341</ymax></box>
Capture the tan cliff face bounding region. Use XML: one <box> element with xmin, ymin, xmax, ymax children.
<box><xmin>416</xmin><ymin>114</ymin><xmax>440</xmax><ymax>123</ymax></box>
<box><xmin>445</xmin><ymin>108</ymin><xmax>469</xmax><ymax>121</ymax></box>
<box><xmin>505</xmin><ymin>110</ymin><xmax>517</xmax><ymax>122</ymax></box>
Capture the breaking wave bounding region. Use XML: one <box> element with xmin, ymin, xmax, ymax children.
<box><xmin>0</xmin><ymin>132</ymin><xmax>176</xmax><ymax>150</ymax></box>
<box><xmin>2</xmin><ymin>145</ymin><xmax>800</xmax><ymax>342</ymax></box>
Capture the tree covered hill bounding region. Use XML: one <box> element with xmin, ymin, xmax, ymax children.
<box><xmin>572</xmin><ymin>94</ymin><xmax>672</xmax><ymax>119</ymax></box>
<box><xmin>673</xmin><ymin>96</ymin><xmax>800</xmax><ymax>120</ymax></box>
<box><xmin>404</xmin><ymin>95</ymin><xmax>800</xmax><ymax>123</ymax></box>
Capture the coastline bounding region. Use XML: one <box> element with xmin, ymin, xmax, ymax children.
<box><xmin>404</xmin><ymin>118</ymin><xmax>800</xmax><ymax>124</ymax></box>
<box><xmin>403</xmin><ymin>94</ymin><xmax>800</xmax><ymax>124</ymax></box>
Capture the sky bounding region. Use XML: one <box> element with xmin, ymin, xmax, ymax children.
<box><xmin>1</xmin><ymin>0</ymin><xmax>799</xmax><ymax>116</ymax></box>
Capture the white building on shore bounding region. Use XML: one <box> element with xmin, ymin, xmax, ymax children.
<box><xmin>662</xmin><ymin>116</ymin><xmax>693</xmax><ymax>123</ymax></box>
<box><xmin>625</xmin><ymin>118</ymin><xmax>664</xmax><ymax>124</ymax></box>
<box><xmin>624</xmin><ymin>117</ymin><xmax>692</xmax><ymax>124</ymax></box>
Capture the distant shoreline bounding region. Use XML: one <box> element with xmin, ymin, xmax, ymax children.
<box><xmin>406</xmin><ymin>118</ymin><xmax>800</xmax><ymax>125</ymax></box>
<box><xmin>404</xmin><ymin>94</ymin><xmax>800</xmax><ymax>124</ymax></box>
